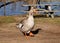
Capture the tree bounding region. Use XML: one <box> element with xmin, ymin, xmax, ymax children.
<box><xmin>0</xmin><ymin>0</ymin><xmax>2</xmax><ymax>2</ymax></box>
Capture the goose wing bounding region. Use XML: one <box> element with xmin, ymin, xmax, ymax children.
<box><xmin>17</xmin><ymin>17</ymin><xmax>28</xmax><ymax>28</ymax></box>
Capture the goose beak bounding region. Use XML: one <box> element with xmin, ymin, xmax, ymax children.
<box><xmin>33</xmin><ymin>9</ymin><xmax>37</xmax><ymax>14</ymax></box>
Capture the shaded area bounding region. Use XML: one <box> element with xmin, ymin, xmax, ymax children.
<box><xmin>0</xmin><ymin>1</ymin><xmax>14</xmax><ymax>8</ymax></box>
<box><xmin>34</xmin><ymin>15</ymin><xmax>48</xmax><ymax>18</ymax></box>
<box><xmin>19</xmin><ymin>28</ymin><xmax>42</xmax><ymax>36</ymax></box>
<box><xmin>34</xmin><ymin>14</ymin><xmax>60</xmax><ymax>18</ymax></box>
<box><xmin>31</xmin><ymin>28</ymin><xmax>41</xmax><ymax>34</ymax></box>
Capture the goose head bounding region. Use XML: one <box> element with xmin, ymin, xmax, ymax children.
<box><xmin>29</xmin><ymin>7</ymin><xmax>36</xmax><ymax>16</ymax></box>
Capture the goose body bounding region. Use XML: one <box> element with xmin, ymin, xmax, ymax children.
<box><xmin>19</xmin><ymin>15</ymin><xmax>34</xmax><ymax>33</ymax></box>
<box><xmin>17</xmin><ymin>7</ymin><xmax>35</xmax><ymax>36</ymax></box>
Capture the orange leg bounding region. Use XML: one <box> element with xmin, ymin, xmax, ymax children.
<box><xmin>29</xmin><ymin>32</ymin><xmax>34</xmax><ymax>37</ymax></box>
<box><xmin>25</xmin><ymin>33</ymin><xmax>29</xmax><ymax>39</ymax></box>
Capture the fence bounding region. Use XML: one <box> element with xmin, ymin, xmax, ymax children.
<box><xmin>0</xmin><ymin>0</ymin><xmax>60</xmax><ymax>16</ymax></box>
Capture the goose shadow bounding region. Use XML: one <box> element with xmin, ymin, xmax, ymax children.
<box><xmin>31</xmin><ymin>28</ymin><xmax>42</xmax><ymax>34</ymax></box>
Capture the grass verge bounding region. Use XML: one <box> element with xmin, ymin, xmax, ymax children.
<box><xmin>0</xmin><ymin>16</ymin><xmax>16</xmax><ymax>24</ymax></box>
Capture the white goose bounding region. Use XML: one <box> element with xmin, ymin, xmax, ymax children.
<box><xmin>17</xmin><ymin>7</ymin><xmax>36</xmax><ymax>37</ymax></box>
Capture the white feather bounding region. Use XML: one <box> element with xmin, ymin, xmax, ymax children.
<box><xmin>17</xmin><ymin>7</ymin><xmax>35</xmax><ymax>33</ymax></box>
<box><xmin>17</xmin><ymin>23</ymin><xmax>23</xmax><ymax>28</ymax></box>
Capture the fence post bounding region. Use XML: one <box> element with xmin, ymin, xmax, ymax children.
<box><xmin>3</xmin><ymin>0</ymin><xmax>6</xmax><ymax>16</ymax></box>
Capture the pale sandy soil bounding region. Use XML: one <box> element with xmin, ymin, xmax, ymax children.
<box><xmin>0</xmin><ymin>16</ymin><xmax>60</xmax><ymax>43</ymax></box>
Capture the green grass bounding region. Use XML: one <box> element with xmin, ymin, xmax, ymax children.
<box><xmin>0</xmin><ymin>16</ymin><xmax>16</xmax><ymax>23</ymax></box>
<box><xmin>35</xmin><ymin>17</ymin><xmax>60</xmax><ymax>25</ymax></box>
<box><xmin>0</xmin><ymin>16</ymin><xmax>60</xmax><ymax>25</ymax></box>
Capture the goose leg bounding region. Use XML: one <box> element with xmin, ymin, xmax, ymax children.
<box><xmin>29</xmin><ymin>32</ymin><xmax>34</xmax><ymax>37</ymax></box>
<box><xmin>25</xmin><ymin>33</ymin><xmax>29</xmax><ymax>39</ymax></box>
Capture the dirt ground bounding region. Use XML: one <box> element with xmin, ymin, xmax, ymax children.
<box><xmin>0</xmin><ymin>23</ymin><xmax>60</xmax><ymax>43</ymax></box>
<box><xmin>0</xmin><ymin>17</ymin><xmax>60</xmax><ymax>43</ymax></box>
